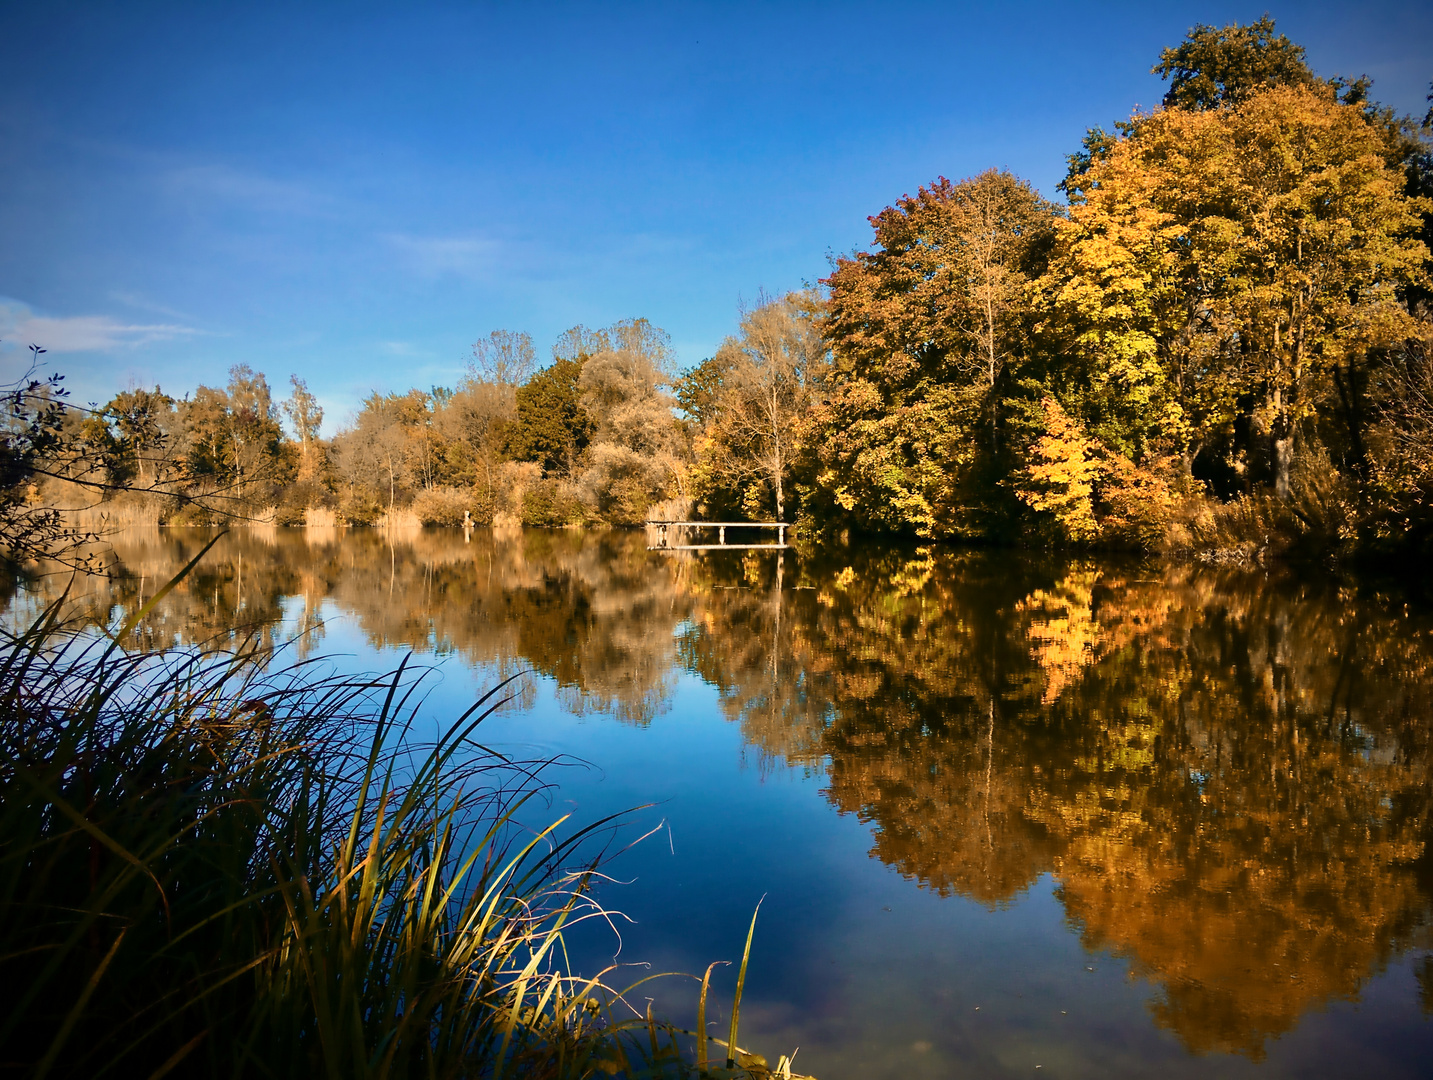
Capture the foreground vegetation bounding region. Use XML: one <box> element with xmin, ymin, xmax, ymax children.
<box><xmin>4</xmin><ymin>18</ymin><xmax>1431</xmax><ymax>569</ymax></box>
<box><xmin>0</xmin><ymin>543</ymin><xmax>805</xmax><ymax>1079</ymax></box>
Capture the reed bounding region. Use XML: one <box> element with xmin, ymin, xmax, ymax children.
<box><xmin>0</xmin><ymin>551</ymin><xmax>808</xmax><ymax>1078</ymax></box>
<box><xmin>376</xmin><ymin>507</ymin><xmax>424</xmax><ymax>530</ymax></box>
<box><xmin>303</xmin><ymin>506</ymin><xmax>341</xmax><ymax>529</ymax></box>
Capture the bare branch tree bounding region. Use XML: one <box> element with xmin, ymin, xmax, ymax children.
<box><xmin>711</xmin><ymin>292</ymin><xmax>827</xmax><ymax>521</ymax></box>
<box><xmin>469</xmin><ymin>330</ymin><xmax>537</xmax><ymax>387</ymax></box>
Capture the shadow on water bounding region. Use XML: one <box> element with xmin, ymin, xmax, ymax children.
<box><xmin>14</xmin><ymin>525</ymin><xmax>1433</xmax><ymax>1066</ymax></box>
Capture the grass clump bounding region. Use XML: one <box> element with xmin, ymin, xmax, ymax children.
<box><xmin>0</xmin><ymin>548</ymin><xmax>806</xmax><ymax>1078</ymax></box>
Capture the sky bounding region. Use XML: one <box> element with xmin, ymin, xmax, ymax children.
<box><xmin>1</xmin><ymin>1</ymin><xmax>1430</xmax><ymax>432</ymax></box>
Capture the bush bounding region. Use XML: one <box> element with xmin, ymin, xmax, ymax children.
<box><xmin>410</xmin><ymin>485</ymin><xmax>474</xmax><ymax>526</ymax></box>
<box><xmin>167</xmin><ymin>499</ymin><xmax>215</xmax><ymax>527</ymax></box>
<box><xmin>271</xmin><ymin>501</ymin><xmax>307</xmax><ymax>526</ymax></box>
<box><xmin>579</xmin><ymin>445</ymin><xmax>668</xmax><ymax>526</ymax></box>
<box><xmin>1162</xmin><ymin>491</ymin><xmax>1304</xmax><ymax>563</ymax></box>
<box><xmin>339</xmin><ymin>487</ymin><xmax>382</xmax><ymax>526</ymax></box>
<box><xmin>521</xmin><ymin>479</ymin><xmax>587</xmax><ymax>527</ymax></box>
<box><xmin>468</xmin><ymin>487</ymin><xmax>497</xmax><ymax>525</ymax></box>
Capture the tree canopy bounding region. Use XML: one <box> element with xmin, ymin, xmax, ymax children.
<box><xmin>1152</xmin><ymin>15</ymin><xmax>1328</xmax><ymax>110</ymax></box>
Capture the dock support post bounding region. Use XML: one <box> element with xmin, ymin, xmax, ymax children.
<box><xmin>719</xmin><ymin>526</ymin><xmax>726</xmax><ymax>545</ymax></box>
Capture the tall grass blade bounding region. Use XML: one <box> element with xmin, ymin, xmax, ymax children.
<box><xmin>142</xmin><ymin>1031</ymin><xmax>206</xmax><ymax>1080</ymax></box>
<box><xmin>696</xmin><ymin>960</ymin><xmax>724</xmax><ymax>1075</ymax></box>
<box><xmin>727</xmin><ymin>895</ymin><xmax>764</xmax><ymax>1070</ymax></box>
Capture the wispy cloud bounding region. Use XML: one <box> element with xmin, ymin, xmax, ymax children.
<box><xmin>164</xmin><ymin>164</ymin><xmax>330</xmax><ymax>216</ymax></box>
<box><xmin>384</xmin><ymin>233</ymin><xmax>503</xmax><ymax>279</ymax></box>
<box><xmin>109</xmin><ymin>290</ymin><xmax>200</xmax><ymax>323</ymax></box>
<box><xmin>0</xmin><ymin>298</ymin><xmax>200</xmax><ymax>353</ymax></box>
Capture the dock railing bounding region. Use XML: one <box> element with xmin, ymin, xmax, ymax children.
<box><xmin>646</xmin><ymin>520</ymin><xmax>790</xmax><ymax>551</ymax></box>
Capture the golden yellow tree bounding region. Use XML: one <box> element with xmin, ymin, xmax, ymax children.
<box><xmin>1045</xmin><ymin>84</ymin><xmax>1430</xmax><ymax>495</ymax></box>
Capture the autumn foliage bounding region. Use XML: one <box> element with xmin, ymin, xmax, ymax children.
<box><xmin>793</xmin><ymin>19</ymin><xmax>1432</xmax><ymax>558</ymax></box>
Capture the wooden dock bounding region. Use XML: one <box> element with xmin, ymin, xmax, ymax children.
<box><xmin>646</xmin><ymin>520</ymin><xmax>790</xmax><ymax>551</ymax></box>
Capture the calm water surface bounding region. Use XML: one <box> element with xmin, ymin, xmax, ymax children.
<box><xmin>12</xmin><ymin>527</ymin><xmax>1433</xmax><ymax>1079</ymax></box>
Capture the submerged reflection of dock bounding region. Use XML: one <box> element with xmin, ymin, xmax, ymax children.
<box><xmin>646</xmin><ymin>520</ymin><xmax>790</xmax><ymax>551</ymax></box>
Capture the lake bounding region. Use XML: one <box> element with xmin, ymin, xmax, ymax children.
<box><xmin>11</xmin><ymin>526</ymin><xmax>1433</xmax><ymax>1079</ymax></box>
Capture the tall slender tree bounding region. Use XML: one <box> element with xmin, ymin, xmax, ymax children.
<box><xmin>282</xmin><ymin>375</ymin><xmax>323</xmax><ymax>460</ymax></box>
<box><xmin>704</xmin><ymin>292</ymin><xmax>826</xmax><ymax>521</ymax></box>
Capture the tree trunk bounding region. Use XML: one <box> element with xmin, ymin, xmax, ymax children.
<box><xmin>1272</xmin><ymin>423</ymin><xmax>1292</xmax><ymax>500</ymax></box>
<box><xmin>1270</xmin><ymin>384</ymin><xmax>1292</xmax><ymax>500</ymax></box>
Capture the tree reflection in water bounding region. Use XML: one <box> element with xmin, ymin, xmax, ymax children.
<box><xmin>19</xmin><ymin>527</ymin><xmax>1433</xmax><ymax>1059</ymax></box>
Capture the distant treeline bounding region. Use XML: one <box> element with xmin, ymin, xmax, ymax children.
<box><xmin>11</xmin><ymin>18</ymin><xmax>1433</xmax><ymax>562</ymax></box>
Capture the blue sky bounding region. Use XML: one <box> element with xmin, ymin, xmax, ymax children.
<box><xmin>1</xmin><ymin>1</ymin><xmax>1430</xmax><ymax>431</ymax></box>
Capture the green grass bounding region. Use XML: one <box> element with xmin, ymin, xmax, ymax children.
<box><xmin>0</xmin><ymin>545</ymin><xmax>809</xmax><ymax>1079</ymax></box>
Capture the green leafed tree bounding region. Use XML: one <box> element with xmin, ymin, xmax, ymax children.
<box><xmin>1152</xmin><ymin>15</ymin><xmax>1328</xmax><ymax>111</ymax></box>
<box><xmin>78</xmin><ymin>388</ymin><xmax>176</xmax><ymax>488</ymax></box>
<box><xmin>509</xmin><ymin>355</ymin><xmax>592</xmax><ymax>477</ymax></box>
<box><xmin>675</xmin><ymin>353</ymin><xmax>733</xmax><ymax>431</ymax></box>
<box><xmin>179</xmin><ymin>365</ymin><xmax>284</xmax><ymax>498</ymax></box>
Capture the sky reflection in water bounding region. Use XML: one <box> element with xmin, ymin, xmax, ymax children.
<box><xmin>13</xmin><ymin>527</ymin><xmax>1433</xmax><ymax>1079</ymax></box>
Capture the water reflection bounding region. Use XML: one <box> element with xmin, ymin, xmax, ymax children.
<box><xmin>15</xmin><ymin>527</ymin><xmax>1433</xmax><ymax>1060</ymax></box>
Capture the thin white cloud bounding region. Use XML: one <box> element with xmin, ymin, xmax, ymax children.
<box><xmin>165</xmin><ymin>163</ymin><xmax>329</xmax><ymax>215</ymax></box>
<box><xmin>109</xmin><ymin>290</ymin><xmax>199</xmax><ymax>323</ymax></box>
<box><xmin>384</xmin><ymin>233</ymin><xmax>503</xmax><ymax>279</ymax></box>
<box><xmin>0</xmin><ymin>298</ymin><xmax>199</xmax><ymax>354</ymax></box>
